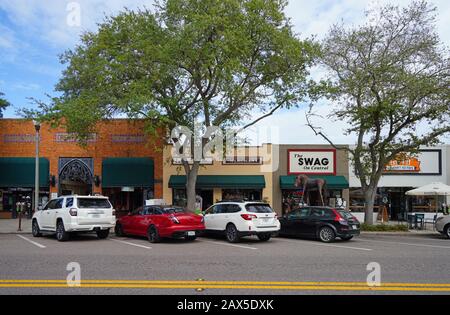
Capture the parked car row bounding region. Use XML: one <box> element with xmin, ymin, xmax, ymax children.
<box><xmin>32</xmin><ymin>195</ymin><xmax>366</xmax><ymax>243</ymax></box>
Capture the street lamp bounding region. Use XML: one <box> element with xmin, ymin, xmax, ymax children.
<box><xmin>33</xmin><ymin>120</ymin><xmax>41</xmax><ymax>214</ymax></box>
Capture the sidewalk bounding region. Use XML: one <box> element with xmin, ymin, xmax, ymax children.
<box><xmin>0</xmin><ymin>219</ymin><xmax>32</xmax><ymax>234</ymax></box>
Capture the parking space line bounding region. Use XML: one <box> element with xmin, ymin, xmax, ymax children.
<box><xmin>17</xmin><ymin>235</ymin><xmax>46</xmax><ymax>249</ymax></box>
<box><xmin>110</xmin><ymin>238</ymin><xmax>152</xmax><ymax>249</ymax></box>
<box><xmin>275</xmin><ymin>238</ymin><xmax>372</xmax><ymax>251</ymax></box>
<box><xmin>199</xmin><ymin>240</ymin><xmax>258</xmax><ymax>250</ymax></box>
<box><xmin>358</xmin><ymin>238</ymin><xmax>450</xmax><ymax>249</ymax></box>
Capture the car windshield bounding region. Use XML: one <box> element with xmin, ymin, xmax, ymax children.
<box><xmin>77</xmin><ymin>198</ymin><xmax>112</xmax><ymax>209</ymax></box>
<box><xmin>161</xmin><ymin>207</ymin><xmax>186</xmax><ymax>214</ymax></box>
<box><xmin>245</xmin><ymin>204</ymin><xmax>274</xmax><ymax>213</ymax></box>
<box><xmin>337</xmin><ymin>210</ymin><xmax>354</xmax><ymax>220</ymax></box>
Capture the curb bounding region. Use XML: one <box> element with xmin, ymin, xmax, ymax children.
<box><xmin>360</xmin><ymin>231</ymin><xmax>437</xmax><ymax>236</ymax></box>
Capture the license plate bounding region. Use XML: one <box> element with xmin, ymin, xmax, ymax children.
<box><xmin>187</xmin><ymin>231</ymin><xmax>196</xmax><ymax>236</ymax></box>
<box><xmin>91</xmin><ymin>214</ymin><xmax>100</xmax><ymax>218</ymax></box>
<box><xmin>352</xmin><ymin>225</ymin><xmax>358</xmax><ymax>230</ymax></box>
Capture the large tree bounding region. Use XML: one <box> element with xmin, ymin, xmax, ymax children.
<box><xmin>29</xmin><ymin>0</ymin><xmax>317</xmax><ymax>211</ymax></box>
<box><xmin>308</xmin><ymin>1</ymin><xmax>450</xmax><ymax>224</ymax></box>
<box><xmin>0</xmin><ymin>92</ymin><xmax>10</xmax><ymax>118</ymax></box>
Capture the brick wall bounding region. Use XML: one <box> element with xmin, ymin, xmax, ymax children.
<box><xmin>0</xmin><ymin>119</ymin><xmax>163</xmax><ymax>198</ymax></box>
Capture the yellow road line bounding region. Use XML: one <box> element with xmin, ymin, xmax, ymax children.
<box><xmin>0</xmin><ymin>283</ymin><xmax>450</xmax><ymax>292</ymax></box>
<box><xmin>0</xmin><ymin>280</ymin><xmax>450</xmax><ymax>291</ymax></box>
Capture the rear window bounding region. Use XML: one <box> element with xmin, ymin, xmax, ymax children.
<box><xmin>77</xmin><ymin>198</ymin><xmax>112</xmax><ymax>209</ymax></box>
<box><xmin>160</xmin><ymin>207</ymin><xmax>186</xmax><ymax>214</ymax></box>
<box><xmin>245</xmin><ymin>204</ymin><xmax>274</xmax><ymax>213</ymax></box>
<box><xmin>337</xmin><ymin>210</ymin><xmax>354</xmax><ymax>220</ymax></box>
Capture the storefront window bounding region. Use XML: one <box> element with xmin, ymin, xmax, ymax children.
<box><xmin>173</xmin><ymin>189</ymin><xmax>187</xmax><ymax>207</ymax></box>
<box><xmin>349</xmin><ymin>188</ymin><xmax>382</xmax><ymax>213</ymax></box>
<box><xmin>0</xmin><ymin>188</ymin><xmax>49</xmax><ymax>219</ymax></box>
<box><xmin>103</xmin><ymin>187</ymin><xmax>152</xmax><ymax>216</ymax></box>
<box><xmin>222</xmin><ymin>189</ymin><xmax>262</xmax><ymax>202</ymax></box>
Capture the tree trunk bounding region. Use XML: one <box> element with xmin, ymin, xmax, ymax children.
<box><xmin>363</xmin><ymin>186</ymin><xmax>377</xmax><ymax>225</ymax></box>
<box><xmin>185</xmin><ymin>161</ymin><xmax>200</xmax><ymax>213</ymax></box>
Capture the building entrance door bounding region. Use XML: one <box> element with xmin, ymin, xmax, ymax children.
<box><xmin>59</xmin><ymin>159</ymin><xmax>93</xmax><ymax>196</ymax></box>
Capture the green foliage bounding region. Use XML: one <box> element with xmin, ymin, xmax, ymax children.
<box><xmin>360</xmin><ymin>224</ymin><xmax>409</xmax><ymax>232</ymax></box>
<box><xmin>0</xmin><ymin>92</ymin><xmax>10</xmax><ymax>118</ymax></box>
<box><xmin>29</xmin><ymin>0</ymin><xmax>318</xmax><ymax>143</ymax></box>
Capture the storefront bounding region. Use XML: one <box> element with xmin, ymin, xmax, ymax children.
<box><xmin>272</xmin><ymin>145</ymin><xmax>350</xmax><ymax>215</ymax></box>
<box><xmin>101</xmin><ymin>157</ymin><xmax>155</xmax><ymax>216</ymax></box>
<box><xmin>349</xmin><ymin>147</ymin><xmax>449</xmax><ymax>221</ymax></box>
<box><xmin>163</xmin><ymin>144</ymin><xmax>274</xmax><ymax>210</ymax></box>
<box><xmin>0</xmin><ymin>119</ymin><xmax>163</xmax><ymax>219</ymax></box>
<box><xmin>168</xmin><ymin>175</ymin><xmax>266</xmax><ymax>210</ymax></box>
<box><xmin>0</xmin><ymin>158</ymin><xmax>50</xmax><ymax>219</ymax></box>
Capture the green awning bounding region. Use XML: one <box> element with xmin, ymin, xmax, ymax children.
<box><xmin>102</xmin><ymin>158</ymin><xmax>154</xmax><ymax>188</ymax></box>
<box><xmin>0</xmin><ymin>158</ymin><xmax>50</xmax><ymax>188</ymax></box>
<box><xmin>280</xmin><ymin>175</ymin><xmax>349</xmax><ymax>190</ymax></box>
<box><xmin>169</xmin><ymin>175</ymin><xmax>266</xmax><ymax>189</ymax></box>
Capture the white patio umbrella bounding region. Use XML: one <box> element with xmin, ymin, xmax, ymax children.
<box><xmin>405</xmin><ymin>182</ymin><xmax>450</xmax><ymax>216</ymax></box>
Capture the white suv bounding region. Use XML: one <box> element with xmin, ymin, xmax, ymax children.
<box><xmin>436</xmin><ymin>215</ymin><xmax>450</xmax><ymax>239</ymax></box>
<box><xmin>203</xmin><ymin>201</ymin><xmax>280</xmax><ymax>243</ymax></box>
<box><xmin>32</xmin><ymin>195</ymin><xmax>116</xmax><ymax>242</ymax></box>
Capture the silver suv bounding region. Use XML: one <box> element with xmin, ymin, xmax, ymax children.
<box><xmin>436</xmin><ymin>215</ymin><xmax>450</xmax><ymax>239</ymax></box>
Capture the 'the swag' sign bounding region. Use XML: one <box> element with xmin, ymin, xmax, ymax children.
<box><xmin>288</xmin><ymin>149</ymin><xmax>336</xmax><ymax>175</ymax></box>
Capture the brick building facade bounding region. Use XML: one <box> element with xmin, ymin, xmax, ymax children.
<box><xmin>0</xmin><ymin>119</ymin><xmax>163</xmax><ymax>219</ymax></box>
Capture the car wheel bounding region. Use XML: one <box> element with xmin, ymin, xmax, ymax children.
<box><xmin>114</xmin><ymin>223</ymin><xmax>125</xmax><ymax>237</ymax></box>
<box><xmin>318</xmin><ymin>226</ymin><xmax>336</xmax><ymax>243</ymax></box>
<box><xmin>341</xmin><ymin>236</ymin><xmax>354</xmax><ymax>241</ymax></box>
<box><xmin>147</xmin><ymin>226</ymin><xmax>161</xmax><ymax>243</ymax></box>
<box><xmin>225</xmin><ymin>224</ymin><xmax>240</xmax><ymax>243</ymax></box>
<box><xmin>32</xmin><ymin>220</ymin><xmax>42</xmax><ymax>237</ymax></box>
<box><xmin>56</xmin><ymin>221</ymin><xmax>69</xmax><ymax>242</ymax></box>
<box><xmin>445</xmin><ymin>225</ymin><xmax>450</xmax><ymax>239</ymax></box>
<box><xmin>96</xmin><ymin>229</ymin><xmax>110</xmax><ymax>239</ymax></box>
<box><xmin>257</xmin><ymin>233</ymin><xmax>272</xmax><ymax>242</ymax></box>
<box><xmin>185</xmin><ymin>236</ymin><xmax>197</xmax><ymax>241</ymax></box>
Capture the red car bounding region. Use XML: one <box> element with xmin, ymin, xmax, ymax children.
<box><xmin>115</xmin><ymin>205</ymin><xmax>205</xmax><ymax>243</ymax></box>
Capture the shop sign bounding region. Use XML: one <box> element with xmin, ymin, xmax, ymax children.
<box><xmin>288</xmin><ymin>149</ymin><xmax>336</xmax><ymax>175</ymax></box>
<box><xmin>111</xmin><ymin>134</ymin><xmax>146</xmax><ymax>143</ymax></box>
<box><xmin>223</xmin><ymin>156</ymin><xmax>263</xmax><ymax>165</ymax></box>
<box><xmin>383</xmin><ymin>150</ymin><xmax>442</xmax><ymax>175</ymax></box>
<box><xmin>55</xmin><ymin>133</ymin><xmax>97</xmax><ymax>143</ymax></box>
<box><xmin>3</xmin><ymin>134</ymin><xmax>38</xmax><ymax>143</ymax></box>
<box><xmin>385</xmin><ymin>154</ymin><xmax>421</xmax><ymax>172</ymax></box>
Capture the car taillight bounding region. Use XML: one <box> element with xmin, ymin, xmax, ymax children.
<box><xmin>332</xmin><ymin>209</ymin><xmax>346</xmax><ymax>224</ymax></box>
<box><xmin>241</xmin><ymin>214</ymin><xmax>257</xmax><ymax>221</ymax></box>
<box><xmin>170</xmin><ymin>215</ymin><xmax>180</xmax><ymax>224</ymax></box>
<box><xmin>112</xmin><ymin>209</ymin><xmax>116</xmax><ymax>216</ymax></box>
<box><xmin>69</xmin><ymin>208</ymin><xmax>78</xmax><ymax>217</ymax></box>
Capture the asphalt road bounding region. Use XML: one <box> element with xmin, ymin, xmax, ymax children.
<box><xmin>0</xmin><ymin>232</ymin><xmax>449</xmax><ymax>295</ymax></box>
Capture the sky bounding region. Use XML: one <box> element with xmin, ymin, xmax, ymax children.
<box><xmin>0</xmin><ymin>0</ymin><xmax>449</xmax><ymax>145</ymax></box>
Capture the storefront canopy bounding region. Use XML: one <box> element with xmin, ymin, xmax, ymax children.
<box><xmin>280</xmin><ymin>175</ymin><xmax>349</xmax><ymax>190</ymax></box>
<box><xmin>169</xmin><ymin>175</ymin><xmax>266</xmax><ymax>189</ymax></box>
<box><xmin>405</xmin><ymin>182</ymin><xmax>450</xmax><ymax>196</ymax></box>
<box><xmin>102</xmin><ymin>158</ymin><xmax>154</xmax><ymax>188</ymax></box>
<box><xmin>0</xmin><ymin>158</ymin><xmax>50</xmax><ymax>188</ymax></box>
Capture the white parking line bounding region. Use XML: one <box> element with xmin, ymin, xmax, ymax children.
<box><xmin>17</xmin><ymin>235</ymin><xmax>46</xmax><ymax>249</ymax></box>
<box><xmin>276</xmin><ymin>238</ymin><xmax>373</xmax><ymax>251</ymax></box>
<box><xmin>110</xmin><ymin>239</ymin><xmax>152</xmax><ymax>250</ymax></box>
<box><xmin>200</xmin><ymin>240</ymin><xmax>258</xmax><ymax>250</ymax></box>
<box><xmin>358</xmin><ymin>238</ymin><xmax>450</xmax><ymax>249</ymax></box>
